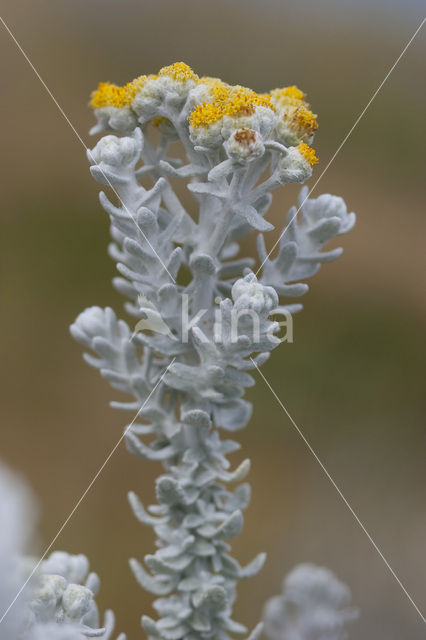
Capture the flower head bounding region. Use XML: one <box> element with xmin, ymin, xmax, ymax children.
<box><xmin>276</xmin><ymin>104</ymin><xmax>318</xmax><ymax>146</ymax></box>
<box><xmin>70</xmin><ymin>306</ymin><xmax>109</xmax><ymax>347</ymax></box>
<box><xmin>158</xmin><ymin>62</ymin><xmax>199</xmax><ymax>83</ymax></box>
<box><xmin>297</xmin><ymin>142</ymin><xmax>318</xmax><ymax>166</ymax></box>
<box><xmin>232</xmin><ymin>273</ymin><xmax>278</xmax><ymax>314</ymax></box>
<box><xmin>188</xmin><ymin>82</ymin><xmax>276</xmax><ymax>147</ymax></box>
<box><xmin>189</xmin><ymin>85</ymin><xmax>274</xmax><ymax>128</ymax></box>
<box><xmin>269</xmin><ymin>85</ymin><xmax>306</xmax><ymax>107</ymax></box>
<box><xmin>275</xmin><ymin>144</ymin><xmax>317</xmax><ymax>184</ymax></box>
<box><xmin>89</xmin><ymin>82</ymin><xmax>128</xmax><ymax>109</ymax></box>
<box><xmin>224</xmin><ymin>128</ymin><xmax>265</xmax><ymax>162</ymax></box>
<box><xmin>90</xmin><ymin>75</ymin><xmax>158</xmax><ymax>110</ymax></box>
<box><xmin>268</xmin><ymin>85</ymin><xmax>318</xmax><ymax>146</ymax></box>
<box><xmin>89</xmin><ymin>78</ymin><xmax>151</xmax><ymax>133</ymax></box>
<box><xmin>94</xmin><ymin>133</ymin><xmax>140</xmax><ymax>166</ymax></box>
<box><xmin>299</xmin><ymin>189</ymin><xmax>356</xmax><ymax>236</ymax></box>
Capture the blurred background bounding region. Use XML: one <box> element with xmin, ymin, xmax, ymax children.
<box><xmin>1</xmin><ymin>0</ymin><xmax>426</xmax><ymax>637</ymax></box>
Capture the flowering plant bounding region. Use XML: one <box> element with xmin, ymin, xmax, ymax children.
<box><xmin>1</xmin><ymin>62</ymin><xmax>357</xmax><ymax>640</ymax></box>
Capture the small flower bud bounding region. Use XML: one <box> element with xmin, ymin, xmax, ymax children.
<box><xmin>61</xmin><ymin>584</ymin><xmax>93</xmax><ymax>621</ymax></box>
<box><xmin>89</xmin><ymin>134</ymin><xmax>140</xmax><ymax>167</ymax></box>
<box><xmin>70</xmin><ymin>306</ymin><xmax>107</xmax><ymax>346</ymax></box>
<box><xmin>275</xmin><ymin>145</ymin><xmax>317</xmax><ymax>184</ymax></box>
<box><xmin>232</xmin><ymin>273</ymin><xmax>278</xmax><ymax>314</ymax></box>
<box><xmin>224</xmin><ymin>128</ymin><xmax>265</xmax><ymax>163</ymax></box>
<box><xmin>307</xmin><ymin>194</ymin><xmax>347</xmax><ymax>222</ymax></box>
<box><xmin>30</xmin><ymin>575</ymin><xmax>67</xmax><ymax>621</ymax></box>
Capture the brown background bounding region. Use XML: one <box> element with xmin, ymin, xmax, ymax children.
<box><xmin>1</xmin><ymin>1</ymin><xmax>426</xmax><ymax>638</ymax></box>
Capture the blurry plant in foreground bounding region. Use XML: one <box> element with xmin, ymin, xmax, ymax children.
<box><xmin>2</xmin><ymin>62</ymin><xmax>357</xmax><ymax>640</ymax></box>
<box><xmin>0</xmin><ymin>462</ymin><xmax>123</xmax><ymax>640</ymax></box>
<box><xmin>263</xmin><ymin>565</ymin><xmax>358</xmax><ymax>640</ymax></box>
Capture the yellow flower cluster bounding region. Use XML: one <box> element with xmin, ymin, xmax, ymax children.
<box><xmin>89</xmin><ymin>62</ymin><xmax>197</xmax><ymax>109</ymax></box>
<box><xmin>89</xmin><ymin>62</ymin><xmax>318</xmax><ymax>166</ymax></box>
<box><xmin>189</xmin><ymin>82</ymin><xmax>275</xmax><ymax>129</ymax></box>
<box><xmin>90</xmin><ymin>76</ymin><xmax>153</xmax><ymax>109</ymax></box>
<box><xmin>297</xmin><ymin>143</ymin><xmax>318</xmax><ymax>166</ymax></box>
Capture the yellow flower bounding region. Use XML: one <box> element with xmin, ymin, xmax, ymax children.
<box><xmin>297</xmin><ymin>143</ymin><xmax>318</xmax><ymax>166</ymax></box>
<box><xmin>189</xmin><ymin>84</ymin><xmax>275</xmax><ymax>129</ymax></box>
<box><xmin>267</xmin><ymin>83</ymin><xmax>318</xmax><ymax>146</ymax></box>
<box><xmin>270</xmin><ymin>85</ymin><xmax>307</xmax><ymax>108</ymax></box>
<box><xmin>90</xmin><ymin>76</ymin><xmax>155</xmax><ymax>109</ymax></box>
<box><xmin>158</xmin><ymin>62</ymin><xmax>198</xmax><ymax>83</ymax></box>
<box><xmin>89</xmin><ymin>82</ymin><xmax>129</xmax><ymax>109</ymax></box>
<box><xmin>283</xmin><ymin>104</ymin><xmax>318</xmax><ymax>138</ymax></box>
<box><xmin>189</xmin><ymin>102</ymin><xmax>223</xmax><ymax>128</ymax></box>
<box><xmin>125</xmin><ymin>75</ymin><xmax>156</xmax><ymax>102</ymax></box>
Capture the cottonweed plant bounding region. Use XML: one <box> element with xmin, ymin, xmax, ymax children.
<box><xmin>1</xmin><ymin>63</ymin><xmax>357</xmax><ymax>640</ymax></box>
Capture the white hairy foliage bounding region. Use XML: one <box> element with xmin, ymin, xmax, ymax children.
<box><xmin>0</xmin><ymin>64</ymin><xmax>357</xmax><ymax>640</ymax></box>
<box><xmin>70</xmin><ymin>65</ymin><xmax>356</xmax><ymax>640</ymax></box>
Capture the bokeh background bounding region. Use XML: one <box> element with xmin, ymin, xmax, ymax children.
<box><xmin>1</xmin><ymin>1</ymin><xmax>426</xmax><ymax>637</ymax></box>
